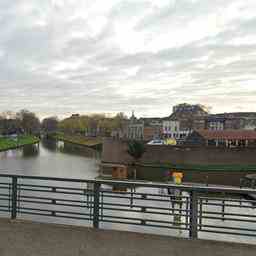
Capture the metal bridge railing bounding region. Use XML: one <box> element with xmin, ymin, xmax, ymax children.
<box><xmin>0</xmin><ymin>174</ymin><xmax>255</xmax><ymax>240</ymax></box>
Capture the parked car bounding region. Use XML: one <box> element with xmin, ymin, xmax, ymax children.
<box><xmin>147</xmin><ymin>139</ymin><xmax>165</xmax><ymax>145</ymax></box>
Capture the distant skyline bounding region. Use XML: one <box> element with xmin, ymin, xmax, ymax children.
<box><xmin>1</xmin><ymin>0</ymin><xmax>256</xmax><ymax>118</ymax></box>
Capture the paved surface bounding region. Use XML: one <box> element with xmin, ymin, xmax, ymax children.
<box><xmin>0</xmin><ymin>219</ymin><xmax>255</xmax><ymax>256</ymax></box>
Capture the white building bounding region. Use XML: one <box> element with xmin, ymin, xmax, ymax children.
<box><xmin>162</xmin><ymin>120</ymin><xmax>190</xmax><ymax>140</ymax></box>
<box><xmin>127</xmin><ymin>123</ymin><xmax>144</xmax><ymax>140</ymax></box>
<box><xmin>208</xmin><ymin>120</ymin><xmax>225</xmax><ymax>130</ymax></box>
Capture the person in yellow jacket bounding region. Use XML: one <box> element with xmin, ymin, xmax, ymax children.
<box><xmin>172</xmin><ymin>172</ymin><xmax>183</xmax><ymax>185</ymax></box>
<box><xmin>172</xmin><ymin>172</ymin><xmax>183</xmax><ymax>228</ymax></box>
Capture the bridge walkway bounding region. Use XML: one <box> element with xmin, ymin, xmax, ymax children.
<box><xmin>0</xmin><ymin>218</ymin><xmax>255</xmax><ymax>256</ymax></box>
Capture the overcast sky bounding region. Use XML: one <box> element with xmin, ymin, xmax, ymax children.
<box><xmin>0</xmin><ymin>0</ymin><xmax>256</xmax><ymax>118</ymax></box>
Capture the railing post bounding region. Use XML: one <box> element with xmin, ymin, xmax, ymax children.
<box><xmin>93</xmin><ymin>182</ymin><xmax>100</xmax><ymax>229</ymax></box>
<box><xmin>221</xmin><ymin>200</ymin><xmax>225</xmax><ymax>221</ymax></box>
<box><xmin>141</xmin><ymin>194</ymin><xmax>147</xmax><ymax>225</ymax></box>
<box><xmin>189</xmin><ymin>190</ymin><xmax>198</xmax><ymax>239</ymax></box>
<box><xmin>11</xmin><ymin>177</ymin><xmax>18</xmax><ymax>220</ymax></box>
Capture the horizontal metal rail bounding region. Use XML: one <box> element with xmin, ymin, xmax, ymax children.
<box><xmin>0</xmin><ymin>173</ymin><xmax>255</xmax><ymax>241</ymax></box>
<box><xmin>0</xmin><ymin>172</ymin><xmax>255</xmax><ymax>193</ymax></box>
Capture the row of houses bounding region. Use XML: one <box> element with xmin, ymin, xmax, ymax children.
<box><xmin>186</xmin><ymin>130</ymin><xmax>256</xmax><ymax>148</ymax></box>
<box><xmin>113</xmin><ymin>103</ymin><xmax>256</xmax><ymax>144</ymax></box>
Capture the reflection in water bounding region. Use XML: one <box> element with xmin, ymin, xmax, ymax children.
<box><xmin>59</xmin><ymin>142</ymin><xmax>101</xmax><ymax>159</ymax></box>
<box><xmin>41</xmin><ymin>138</ymin><xmax>101</xmax><ymax>160</ymax></box>
<box><xmin>0</xmin><ymin>139</ymin><xmax>100</xmax><ymax>179</ymax></box>
<box><xmin>41</xmin><ymin>138</ymin><xmax>58</xmax><ymax>152</ymax></box>
<box><xmin>0</xmin><ymin>149</ymin><xmax>22</xmax><ymax>159</ymax></box>
<box><xmin>22</xmin><ymin>144</ymin><xmax>39</xmax><ymax>158</ymax></box>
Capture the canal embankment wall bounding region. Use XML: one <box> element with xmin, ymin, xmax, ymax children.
<box><xmin>102</xmin><ymin>138</ymin><xmax>256</xmax><ymax>166</ymax></box>
<box><xmin>102</xmin><ymin>138</ymin><xmax>256</xmax><ymax>185</ymax></box>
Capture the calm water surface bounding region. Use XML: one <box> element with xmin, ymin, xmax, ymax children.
<box><xmin>0</xmin><ymin>139</ymin><xmax>100</xmax><ymax>179</ymax></box>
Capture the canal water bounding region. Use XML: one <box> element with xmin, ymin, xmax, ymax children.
<box><xmin>0</xmin><ymin>139</ymin><xmax>100</xmax><ymax>179</ymax></box>
<box><xmin>0</xmin><ymin>140</ymin><xmax>255</xmax><ymax>245</ymax></box>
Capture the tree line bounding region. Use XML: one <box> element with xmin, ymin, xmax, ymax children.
<box><xmin>0</xmin><ymin>110</ymin><xmax>128</xmax><ymax>137</ymax></box>
<box><xmin>0</xmin><ymin>110</ymin><xmax>40</xmax><ymax>135</ymax></box>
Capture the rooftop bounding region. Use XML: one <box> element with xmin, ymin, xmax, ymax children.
<box><xmin>196</xmin><ymin>129</ymin><xmax>256</xmax><ymax>140</ymax></box>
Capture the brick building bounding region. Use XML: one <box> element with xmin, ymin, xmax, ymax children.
<box><xmin>186</xmin><ymin>129</ymin><xmax>256</xmax><ymax>147</ymax></box>
<box><xmin>125</xmin><ymin>113</ymin><xmax>162</xmax><ymax>141</ymax></box>
<box><xmin>122</xmin><ymin>106</ymin><xmax>256</xmax><ymax>142</ymax></box>
<box><xmin>206</xmin><ymin>113</ymin><xmax>256</xmax><ymax>131</ymax></box>
<box><xmin>162</xmin><ymin>103</ymin><xmax>209</xmax><ymax>141</ymax></box>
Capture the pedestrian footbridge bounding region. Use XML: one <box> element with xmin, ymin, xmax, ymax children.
<box><xmin>0</xmin><ymin>219</ymin><xmax>255</xmax><ymax>256</ymax></box>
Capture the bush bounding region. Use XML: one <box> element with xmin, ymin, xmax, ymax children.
<box><xmin>127</xmin><ymin>140</ymin><xmax>146</xmax><ymax>161</ymax></box>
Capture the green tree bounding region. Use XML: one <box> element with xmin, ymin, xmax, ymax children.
<box><xmin>17</xmin><ymin>109</ymin><xmax>40</xmax><ymax>135</ymax></box>
<box><xmin>58</xmin><ymin>115</ymin><xmax>86</xmax><ymax>134</ymax></box>
<box><xmin>127</xmin><ymin>140</ymin><xmax>146</xmax><ymax>161</ymax></box>
<box><xmin>127</xmin><ymin>140</ymin><xmax>146</xmax><ymax>180</ymax></box>
<box><xmin>112</xmin><ymin>112</ymin><xmax>127</xmax><ymax>129</ymax></box>
<box><xmin>58</xmin><ymin>112</ymin><xmax>127</xmax><ymax>137</ymax></box>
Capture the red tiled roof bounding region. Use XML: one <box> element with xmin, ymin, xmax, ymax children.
<box><xmin>196</xmin><ymin>130</ymin><xmax>256</xmax><ymax>140</ymax></box>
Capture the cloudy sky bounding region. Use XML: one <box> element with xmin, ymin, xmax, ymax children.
<box><xmin>1</xmin><ymin>0</ymin><xmax>256</xmax><ymax>118</ymax></box>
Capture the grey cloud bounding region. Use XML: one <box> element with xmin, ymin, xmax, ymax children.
<box><xmin>108</xmin><ymin>0</ymin><xmax>151</xmax><ymax>20</ymax></box>
<box><xmin>0</xmin><ymin>0</ymin><xmax>256</xmax><ymax>117</ymax></box>
<box><xmin>135</xmin><ymin>0</ymin><xmax>235</xmax><ymax>32</ymax></box>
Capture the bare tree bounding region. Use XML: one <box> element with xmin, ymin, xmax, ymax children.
<box><xmin>17</xmin><ymin>109</ymin><xmax>40</xmax><ymax>135</ymax></box>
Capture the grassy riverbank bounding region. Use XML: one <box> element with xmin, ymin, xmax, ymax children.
<box><xmin>54</xmin><ymin>133</ymin><xmax>102</xmax><ymax>148</ymax></box>
<box><xmin>0</xmin><ymin>135</ymin><xmax>40</xmax><ymax>152</ymax></box>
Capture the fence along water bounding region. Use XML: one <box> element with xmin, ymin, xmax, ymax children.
<box><xmin>0</xmin><ymin>173</ymin><xmax>256</xmax><ymax>241</ymax></box>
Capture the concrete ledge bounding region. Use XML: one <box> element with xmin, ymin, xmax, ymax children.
<box><xmin>0</xmin><ymin>218</ymin><xmax>255</xmax><ymax>256</ymax></box>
